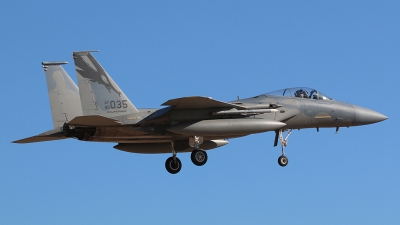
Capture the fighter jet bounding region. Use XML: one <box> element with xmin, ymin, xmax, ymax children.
<box><xmin>13</xmin><ymin>51</ymin><xmax>388</xmax><ymax>174</ymax></box>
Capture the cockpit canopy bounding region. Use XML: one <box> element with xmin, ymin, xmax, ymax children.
<box><xmin>263</xmin><ymin>87</ymin><xmax>333</xmax><ymax>100</ymax></box>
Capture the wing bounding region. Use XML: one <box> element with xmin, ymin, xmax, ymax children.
<box><xmin>137</xmin><ymin>97</ymin><xmax>246</xmax><ymax>125</ymax></box>
<box><xmin>162</xmin><ymin>96</ymin><xmax>246</xmax><ymax>109</ymax></box>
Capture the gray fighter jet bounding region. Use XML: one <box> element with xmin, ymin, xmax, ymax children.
<box><xmin>13</xmin><ymin>51</ymin><xmax>388</xmax><ymax>174</ymax></box>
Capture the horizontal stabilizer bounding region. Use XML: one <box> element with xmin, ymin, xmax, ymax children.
<box><xmin>68</xmin><ymin>115</ymin><xmax>121</xmax><ymax>126</ymax></box>
<box><xmin>13</xmin><ymin>129</ymin><xmax>66</xmax><ymax>144</ymax></box>
<box><xmin>162</xmin><ymin>96</ymin><xmax>246</xmax><ymax>109</ymax></box>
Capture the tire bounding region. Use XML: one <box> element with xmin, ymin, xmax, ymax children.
<box><xmin>191</xmin><ymin>149</ymin><xmax>208</xmax><ymax>166</ymax></box>
<box><xmin>165</xmin><ymin>157</ymin><xmax>182</xmax><ymax>174</ymax></box>
<box><xmin>278</xmin><ymin>155</ymin><xmax>289</xmax><ymax>167</ymax></box>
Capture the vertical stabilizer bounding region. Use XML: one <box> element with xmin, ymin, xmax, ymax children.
<box><xmin>43</xmin><ymin>62</ymin><xmax>83</xmax><ymax>128</ymax></box>
<box><xmin>72</xmin><ymin>51</ymin><xmax>139</xmax><ymax>117</ymax></box>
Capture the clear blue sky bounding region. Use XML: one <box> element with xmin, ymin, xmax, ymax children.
<box><xmin>1</xmin><ymin>1</ymin><xmax>398</xmax><ymax>224</ymax></box>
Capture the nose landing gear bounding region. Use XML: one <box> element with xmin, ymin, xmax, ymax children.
<box><xmin>278</xmin><ymin>155</ymin><xmax>289</xmax><ymax>167</ymax></box>
<box><xmin>275</xmin><ymin>129</ymin><xmax>293</xmax><ymax>167</ymax></box>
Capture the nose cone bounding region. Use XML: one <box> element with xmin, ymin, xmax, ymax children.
<box><xmin>353</xmin><ymin>105</ymin><xmax>388</xmax><ymax>126</ymax></box>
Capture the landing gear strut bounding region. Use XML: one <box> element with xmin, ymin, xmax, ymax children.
<box><xmin>165</xmin><ymin>142</ymin><xmax>182</xmax><ymax>174</ymax></box>
<box><xmin>275</xmin><ymin>129</ymin><xmax>293</xmax><ymax>167</ymax></box>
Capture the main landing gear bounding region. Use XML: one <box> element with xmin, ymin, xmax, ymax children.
<box><xmin>165</xmin><ymin>155</ymin><xmax>182</xmax><ymax>174</ymax></box>
<box><xmin>274</xmin><ymin>129</ymin><xmax>293</xmax><ymax>167</ymax></box>
<box><xmin>165</xmin><ymin>136</ymin><xmax>208</xmax><ymax>174</ymax></box>
<box><xmin>165</xmin><ymin>142</ymin><xmax>182</xmax><ymax>174</ymax></box>
<box><xmin>190</xmin><ymin>136</ymin><xmax>207</xmax><ymax>166</ymax></box>
<box><xmin>191</xmin><ymin>149</ymin><xmax>208</xmax><ymax>166</ymax></box>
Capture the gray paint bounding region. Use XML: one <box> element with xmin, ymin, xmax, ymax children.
<box><xmin>167</xmin><ymin>119</ymin><xmax>286</xmax><ymax>136</ymax></box>
<box><xmin>14</xmin><ymin>52</ymin><xmax>388</xmax><ymax>171</ymax></box>
<box><xmin>43</xmin><ymin>62</ymin><xmax>82</xmax><ymax>128</ymax></box>
<box><xmin>114</xmin><ymin>140</ymin><xmax>228</xmax><ymax>154</ymax></box>
<box><xmin>73</xmin><ymin>51</ymin><xmax>139</xmax><ymax>117</ymax></box>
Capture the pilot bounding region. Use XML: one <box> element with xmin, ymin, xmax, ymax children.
<box><xmin>309</xmin><ymin>90</ymin><xmax>318</xmax><ymax>99</ymax></box>
<box><xmin>295</xmin><ymin>89</ymin><xmax>309</xmax><ymax>98</ymax></box>
<box><xmin>302</xmin><ymin>90</ymin><xmax>309</xmax><ymax>98</ymax></box>
<box><xmin>294</xmin><ymin>89</ymin><xmax>301</xmax><ymax>98</ymax></box>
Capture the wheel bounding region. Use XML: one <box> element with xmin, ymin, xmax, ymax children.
<box><xmin>191</xmin><ymin>149</ymin><xmax>208</xmax><ymax>166</ymax></box>
<box><xmin>278</xmin><ymin>155</ymin><xmax>289</xmax><ymax>167</ymax></box>
<box><xmin>165</xmin><ymin>157</ymin><xmax>182</xmax><ymax>174</ymax></box>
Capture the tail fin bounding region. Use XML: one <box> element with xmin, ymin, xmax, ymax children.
<box><xmin>72</xmin><ymin>51</ymin><xmax>139</xmax><ymax>117</ymax></box>
<box><xmin>43</xmin><ymin>62</ymin><xmax>83</xmax><ymax>128</ymax></box>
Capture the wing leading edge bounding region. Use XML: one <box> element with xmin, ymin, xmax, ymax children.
<box><xmin>162</xmin><ymin>96</ymin><xmax>246</xmax><ymax>109</ymax></box>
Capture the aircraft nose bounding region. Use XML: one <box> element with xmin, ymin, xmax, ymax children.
<box><xmin>353</xmin><ymin>105</ymin><xmax>388</xmax><ymax>126</ymax></box>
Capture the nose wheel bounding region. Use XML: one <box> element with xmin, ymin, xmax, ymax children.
<box><xmin>278</xmin><ymin>155</ymin><xmax>289</xmax><ymax>167</ymax></box>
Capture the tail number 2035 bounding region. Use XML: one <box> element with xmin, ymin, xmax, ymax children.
<box><xmin>104</xmin><ymin>100</ymin><xmax>128</xmax><ymax>109</ymax></box>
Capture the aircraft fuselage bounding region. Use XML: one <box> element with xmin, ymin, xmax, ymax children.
<box><xmin>13</xmin><ymin>52</ymin><xmax>387</xmax><ymax>174</ymax></box>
